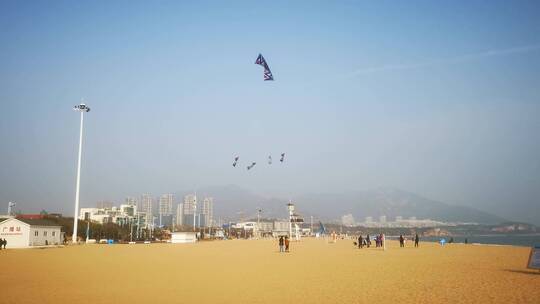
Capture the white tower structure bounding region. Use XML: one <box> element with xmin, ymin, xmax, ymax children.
<box><xmin>287</xmin><ymin>202</ymin><xmax>294</xmax><ymax>238</ymax></box>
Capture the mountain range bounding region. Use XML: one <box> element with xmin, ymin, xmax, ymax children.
<box><xmin>175</xmin><ymin>185</ymin><xmax>506</xmax><ymax>224</ymax></box>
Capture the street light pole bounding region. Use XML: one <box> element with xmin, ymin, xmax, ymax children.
<box><xmin>193</xmin><ymin>201</ymin><xmax>197</xmax><ymax>231</ymax></box>
<box><xmin>257</xmin><ymin>209</ymin><xmax>261</xmax><ymax>239</ymax></box>
<box><xmin>72</xmin><ymin>103</ymin><xmax>90</xmax><ymax>244</ymax></box>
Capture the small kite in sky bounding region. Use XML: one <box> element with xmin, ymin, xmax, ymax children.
<box><xmin>232</xmin><ymin>156</ymin><xmax>239</xmax><ymax>167</ymax></box>
<box><xmin>280</xmin><ymin>153</ymin><xmax>285</xmax><ymax>163</ymax></box>
<box><xmin>268</xmin><ymin>155</ymin><xmax>272</xmax><ymax>165</ymax></box>
<box><xmin>255</xmin><ymin>53</ymin><xmax>274</xmax><ymax>81</ymax></box>
<box><xmin>247</xmin><ymin>162</ymin><xmax>257</xmax><ymax>170</ymax></box>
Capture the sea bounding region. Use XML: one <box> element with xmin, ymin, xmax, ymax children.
<box><xmin>415</xmin><ymin>235</ymin><xmax>540</xmax><ymax>247</ymax></box>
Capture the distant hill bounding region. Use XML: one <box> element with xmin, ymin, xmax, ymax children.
<box><xmin>175</xmin><ymin>185</ymin><xmax>506</xmax><ymax>224</ymax></box>
<box><xmin>294</xmin><ymin>187</ymin><xmax>506</xmax><ymax>224</ymax></box>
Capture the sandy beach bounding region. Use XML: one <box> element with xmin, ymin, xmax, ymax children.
<box><xmin>1</xmin><ymin>238</ymin><xmax>538</xmax><ymax>303</ymax></box>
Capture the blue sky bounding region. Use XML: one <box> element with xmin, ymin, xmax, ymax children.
<box><xmin>1</xmin><ymin>1</ymin><xmax>539</xmax><ymax>223</ymax></box>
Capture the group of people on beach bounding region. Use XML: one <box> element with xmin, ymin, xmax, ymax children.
<box><xmin>0</xmin><ymin>238</ymin><xmax>7</xmax><ymax>249</ymax></box>
<box><xmin>356</xmin><ymin>233</ymin><xmax>420</xmax><ymax>249</ymax></box>
<box><xmin>357</xmin><ymin>234</ymin><xmax>385</xmax><ymax>248</ymax></box>
<box><xmin>278</xmin><ymin>236</ymin><xmax>290</xmax><ymax>253</ymax></box>
<box><xmin>399</xmin><ymin>234</ymin><xmax>420</xmax><ymax>247</ymax></box>
<box><xmin>356</xmin><ymin>234</ymin><xmax>369</xmax><ymax>248</ymax></box>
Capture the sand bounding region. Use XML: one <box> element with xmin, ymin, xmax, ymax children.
<box><xmin>1</xmin><ymin>238</ymin><xmax>539</xmax><ymax>303</ymax></box>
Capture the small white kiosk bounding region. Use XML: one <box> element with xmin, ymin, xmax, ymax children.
<box><xmin>171</xmin><ymin>232</ymin><xmax>197</xmax><ymax>244</ymax></box>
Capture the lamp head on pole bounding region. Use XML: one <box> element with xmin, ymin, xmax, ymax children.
<box><xmin>74</xmin><ymin>103</ymin><xmax>90</xmax><ymax>112</ymax></box>
<box><xmin>287</xmin><ymin>203</ymin><xmax>295</xmax><ymax>212</ymax></box>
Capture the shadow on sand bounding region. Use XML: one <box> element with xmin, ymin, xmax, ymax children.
<box><xmin>504</xmin><ymin>269</ymin><xmax>540</xmax><ymax>276</ymax></box>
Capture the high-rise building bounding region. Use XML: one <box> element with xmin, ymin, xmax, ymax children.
<box><xmin>183</xmin><ymin>194</ymin><xmax>197</xmax><ymax>227</ymax></box>
<box><xmin>395</xmin><ymin>216</ymin><xmax>403</xmax><ymax>222</ymax></box>
<box><xmin>97</xmin><ymin>201</ymin><xmax>113</xmax><ymax>209</ymax></box>
<box><xmin>201</xmin><ymin>197</ymin><xmax>214</xmax><ymax>227</ymax></box>
<box><xmin>159</xmin><ymin>194</ymin><xmax>174</xmax><ymax>227</ymax></box>
<box><xmin>140</xmin><ymin>194</ymin><xmax>153</xmax><ymax>228</ymax></box>
<box><xmin>365</xmin><ymin>216</ymin><xmax>373</xmax><ymax>223</ymax></box>
<box><xmin>341</xmin><ymin>214</ymin><xmax>355</xmax><ymax>226</ymax></box>
<box><xmin>176</xmin><ymin>203</ymin><xmax>184</xmax><ymax>226</ymax></box>
<box><xmin>159</xmin><ymin>194</ymin><xmax>173</xmax><ymax>215</ymax></box>
<box><xmin>379</xmin><ymin>215</ymin><xmax>387</xmax><ymax>223</ymax></box>
<box><xmin>120</xmin><ymin>202</ymin><xmax>137</xmax><ymax>217</ymax></box>
<box><xmin>125</xmin><ymin>196</ymin><xmax>137</xmax><ymax>206</ymax></box>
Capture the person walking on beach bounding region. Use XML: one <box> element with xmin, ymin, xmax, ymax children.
<box><xmin>285</xmin><ymin>236</ymin><xmax>290</xmax><ymax>252</ymax></box>
<box><xmin>399</xmin><ymin>234</ymin><xmax>404</xmax><ymax>247</ymax></box>
<box><xmin>358</xmin><ymin>235</ymin><xmax>363</xmax><ymax>249</ymax></box>
<box><xmin>414</xmin><ymin>234</ymin><xmax>419</xmax><ymax>247</ymax></box>
<box><xmin>366</xmin><ymin>235</ymin><xmax>371</xmax><ymax>248</ymax></box>
<box><xmin>0</xmin><ymin>238</ymin><xmax>3</xmax><ymax>250</ymax></box>
<box><xmin>2</xmin><ymin>238</ymin><xmax>6</xmax><ymax>249</ymax></box>
<box><xmin>278</xmin><ymin>236</ymin><xmax>284</xmax><ymax>252</ymax></box>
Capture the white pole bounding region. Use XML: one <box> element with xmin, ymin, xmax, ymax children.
<box><xmin>288</xmin><ymin>205</ymin><xmax>293</xmax><ymax>239</ymax></box>
<box><xmin>310</xmin><ymin>215</ymin><xmax>313</xmax><ymax>236</ymax></box>
<box><xmin>289</xmin><ymin>214</ymin><xmax>292</xmax><ymax>238</ymax></box>
<box><xmin>72</xmin><ymin>110</ymin><xmax>84</xmax><ymax>244</ymax></box>
<box><xmin>257</xmin><ymin>209</ymin><xmax>261</xmax><ymax>239</ymax></box>
<box><xmin>86</xmin><ymin>221</ymin><xmax>89</xmax><ymax>242</ymax></box>
<box><xmin>193</xmin><ymin>203</ymin><xmax>197</xmax><ymax>231</ymax></box>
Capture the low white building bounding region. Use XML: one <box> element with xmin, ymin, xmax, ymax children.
<box><xmin>0</xmin><ymin>218</ymin><xmax>62</xmax><ymax>248</ymax></box>
<box><xmin>80</xmin><ymin>208</ymin><xmax>111</xmax><ymax>224</ymax></box>
<box><xmin>171</xmin><ymin>232</ymin><xmax>197</xmax><ymax>243</ymax></box>
<box><xmin>234</xmin><ymin>222</ymin><xmax>257</xmax><ymax>230</ymax></box>
<box><xmin>79</xmin><ymin>204</ymin><xmax>143</xmax><ymax>227</ymax></box>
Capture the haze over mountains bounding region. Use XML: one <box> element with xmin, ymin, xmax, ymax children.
<box><xmin>176</xmin><ymin>185</ymin><xmax>507</xmax><ymax>225</ymax></box>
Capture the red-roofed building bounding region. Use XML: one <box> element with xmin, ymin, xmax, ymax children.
<box><xmin>16</xmin><ymin>214</ymin><xmax>45</xmax><ymax>220</ymax></box>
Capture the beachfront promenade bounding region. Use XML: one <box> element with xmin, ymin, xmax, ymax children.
<box><xmin>1</xmin><ymin>238</ymin><xmax>538</xmax><ymax>303</ymax></box>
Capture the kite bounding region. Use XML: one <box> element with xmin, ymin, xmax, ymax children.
<box><xmin>255</xmin><ymin>53</ymin><xmax>274</xmax><ymax>81</ymax></box>
<box><xmin>232</xmin><ymin>156</ymin><xmax>239</xmax><ymax>167</ymax></box>
<box><xmin>247</xmin><ymin>162</ymin><xmax>257</xmax><ymax>170</ymax></box>
<box><xmin>280</xmin><ymin>153</ymin><xmax>285</xmax><ymax>163</ymax></box>
<box><xmin>268</xmin><ymin>155</ymin><xmax>272</xmax><ymax>165</ymax></box>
